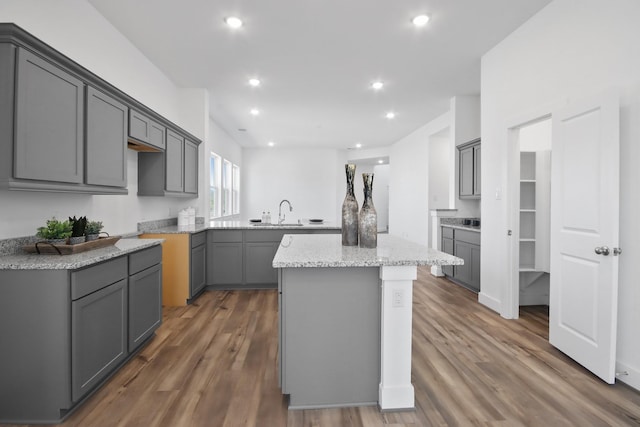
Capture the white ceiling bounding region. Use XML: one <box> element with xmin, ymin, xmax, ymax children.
<box><xmin>87</xmin><ymin>0</ymin><xmax>552</xmax><ymax>149</ymax></box>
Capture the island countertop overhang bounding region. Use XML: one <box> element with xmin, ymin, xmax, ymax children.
<box><xmin>272</xmin><ymin>233</ymin><xmax>463</xmax><ymax>268</ymax></box>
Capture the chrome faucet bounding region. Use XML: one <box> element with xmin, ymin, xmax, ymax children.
<box><xmin>278</xmin><ymin>199</ymin><xmax>293</xmax><ymax>224</ymax></box>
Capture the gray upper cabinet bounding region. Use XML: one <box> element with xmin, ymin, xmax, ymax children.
<box><xmin>184</xmin><ymin>139</ymin><xmax>198</xmax><ymax>194</ymax></box>
<box><xmin>14</xmin><ymin>47</ymin><xmax>84</xmax><ymax>184</ymax></box>
<box><xmin>165</xmin><ymin>129</ymin><xmax>184</xmax><ymax>193</ymax></box>
<box><xmin>0</xmin><ymin>24</ymin><xmax>201</xmax><ymax>195</ymax></box>
<box><xmin>86</xmin><ymin>86</ymin><xmax>127</xmax><ymax>187</ymax></box>
<box><xmin>458</xmin><ymin>138</ymin><xmax>481</xmax><ymax>199</ymax></box>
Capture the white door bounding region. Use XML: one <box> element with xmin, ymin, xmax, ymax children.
<box><xmin>549</xmin><ymin>91</ymin><xmax>620</xmax><ymax>383</ymax></box>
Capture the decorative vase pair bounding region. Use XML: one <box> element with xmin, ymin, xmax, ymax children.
<box><xmin>341</xmin><ymin>164</ymin><xmax>377</xmax><ymax>248</ymax></box>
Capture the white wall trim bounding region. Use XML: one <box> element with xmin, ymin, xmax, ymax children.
<box><xmin>616</xmin><ymin>362</ymin><xmax>640</xmax><ymax>391</ymax></box>
<box><xmin>478</xmin><ymin>291</ymin><xmax>501</xmax><ymax>314</ymax></box>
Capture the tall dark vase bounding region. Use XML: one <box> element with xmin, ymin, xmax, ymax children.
<box><xmin>359</xmin><ymin>173</ymin><xmax>377</xmax><ymax>248</ymax></box>
<box><xmin>341</xmin><ymin>164</ymin><xmax>359</xmax><ymax>246</ymax></box>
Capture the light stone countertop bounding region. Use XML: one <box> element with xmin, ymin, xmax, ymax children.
<box><xmin>272</xmin><ymin>234</ymin><xmax>463</xmax><ymax>268</ymax></box>
<box><xmin>0</xmin><ymin>238</ymin><xmax>163</xmax><ymax>270</ymax></box>
<box><xmin>141</xmin><ymin>220</ymin><xmax>340</xmax><ymax>234</ymax></box>
<box><xmin>440</xmin><ymin>224</ymin><xmax>481</xmax><ymax>233</ymax></box>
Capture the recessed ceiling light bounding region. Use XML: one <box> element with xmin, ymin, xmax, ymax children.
<box><xmin>412</xmin><ymin>14</ymin><xmax>430</xmax><ymax>27</ymax></box>
<box><xmin>268</xmin><ymin>141</ymin><xmax>275</xmax><ymax>147</ymax></box>
<box><xmin>371</xmin><ymin>81</ymin><xmax>384</xmax><ymax>90</ymax></box>
<box><xmin>378</xmin><ymin>159</ymin><xmax>384</xmax><ymax>164</ymax></box>
<box><xmin>355</xmin><ymin>143</ymin><xmax>362</xmax><ymax>148</ymax></box>
<box><xmin>224</xmin><ymin>16</ymin><xmax>243</xmax><ymax>29</ymax></box>
<box><xmin>385</xmin><ymin>112</ymin><xmax>396</xmax><ymax>119</ymax></box>
<box><xmin>250</xmin><ymin>108</ymin><xmax>260</xmax><ymax>116</ymax></box>
<box><xmin>248</xmin><ymin>78</ymin><xmax>261</xmax><ymax>87</ymax></box>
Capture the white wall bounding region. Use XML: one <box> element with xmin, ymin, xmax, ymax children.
<box><xmin>389</xmin><ymin>112</ymin><xmax>450</xmax><ymax>245</ymax></box>
<box><xmin>481</xmin><ymin>0</ymin><xmax>640</xmax><ymax>390</ymax></box>
<box><xmin>241</xmin><ymin>148</ymin><xmax>346</xmax><ymax>223</ymax></box>
<box><xmin>0</xmin><ymin>0</ymin><xmax>209</xmax><ymax>238</ymax></box>
<box><xmin>351</xmin><ymin>163</ymin><xmax>389</xmax><ymax>232</ymax></box>
<box><xmin>428</xmin><ymin>134</ymin><xmax>450</xmax><ymax>209</ymax></box>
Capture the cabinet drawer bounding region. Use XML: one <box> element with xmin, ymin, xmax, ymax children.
<box><xmin>191</xmin><ymin>231</ymin><xmax>206</xmax><ymax>248</ymax></box>
<box><xmin>245</xmin><ymin>229</ymin><xmax>286</xmax><ymax>242</ymax></box>
<box><xmin>129</xmin><ymin>244</ymin><xmax>162</xmax><ymax>275</ymax></box>
<box><xmin>442</xmin><ymin>226</ymin><xmax>454</xmax><ymax>239</ymax></box>
<box><xmin>210</xmin><ymin>230</ymin><xmax>242</xmax><ymax>243</ymax></box>
<box><xmin>71</xmin><ymin>257</ymin><xmax>127</xmax><ymax>300</ymax></box>
<box><xmin>454</xmin><ymin>229</ymin><xmax>480</xmax><ymax>245</ymax></box>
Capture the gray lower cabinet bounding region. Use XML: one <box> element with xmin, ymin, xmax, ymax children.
<box><xmin>190</xmin><ymin>231</ymin><xmax>207</xmax><ymax>298</ymax></box>
<box><xmin>0</xmin><ymin>245</ymin><xmax>162</xmax><ymax>423</ymax></box>
<box><xmin>207</xmin><ymin>228</ymin><xmax>340</xmax><ymax>289</ymax></box>
<box><xmin>441</xmin><ymin>226</ymin><xmax>481</xmax><ymax>292</ymax></box>
<box><xmin>129</xmin><ymin>245</ymin><xmax>163</xmax><ymax>351</ymax></box>
<box><xmin>86</xmin><ymin>86</ymin><xmax>128</xmax><ymax>187</ymax></box>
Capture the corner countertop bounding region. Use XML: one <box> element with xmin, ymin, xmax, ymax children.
<box><xmin>143</xmin><ymin>220</ymin><xmax>341</xmax><ymax>234</ymax></box>
<box><xmin>0</xmin><ymin>238</ymin><xmax>163</xmax><ymax>270</ymax></box>
<box><xmin>441</xmin><ymin>224</ymin><xmax>481</xmax><ymax>233</ymax></box>
<box><xmin>272</xmin><ymin>234</ymin><xmax>463</xmax><ymax>268</ymax></box>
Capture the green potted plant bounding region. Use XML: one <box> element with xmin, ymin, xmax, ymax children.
<box><xmin>84</xmin><ymin>220</ymin><xmax>104</xmax><ymax>241</ymax></box>
<box><xmin>36</xmin><ymin>217</ymin><xmax>73</xmax><ymax>245</ymax></box>
<box><xmin>68</xmin><ymin>216</ymin><xmax>87</xmax><ymax>244</ymax></box>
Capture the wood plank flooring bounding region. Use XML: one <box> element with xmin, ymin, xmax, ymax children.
<box><xmin>6</xmin><ymin>268</ymin><xmax>640</xmax><ymax>426</ymax></box>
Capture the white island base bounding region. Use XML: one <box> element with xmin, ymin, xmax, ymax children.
<box><xmin>273</xmin><ymin>234</ymin><xmax>462</xmax><ymax>411</ymax></box>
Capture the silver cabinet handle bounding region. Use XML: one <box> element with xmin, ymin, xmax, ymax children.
<box><xmin>595</xmin><ymin>246</ymin><xmax>610</xmax><ymax>256</ymax></box>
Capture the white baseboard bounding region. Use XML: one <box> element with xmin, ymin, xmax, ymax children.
<box><xmin>478</xmin><ymin>292</ymin><xmax>501</xmax><ymax>313</ymax></box>
<box><xmin>616</xmin><ymin>361</ymin><xmax>640</xmax><ymax>391</ymax></box>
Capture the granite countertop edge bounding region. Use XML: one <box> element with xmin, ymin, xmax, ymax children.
<box><xmin>440</xmin><ymin>224</ymin><xmax>481</xmax><ymax>232</ymax></box>
<box><xmin>143</xmin><ymin>221</ymin><xmax>341</xmax><ymax>234</ymax></box>
<box><xmin>0</xmin><ymin>238</ymin><xmax>163</xmax><ymax>270</ymax></box>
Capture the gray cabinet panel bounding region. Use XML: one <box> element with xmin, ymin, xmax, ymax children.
<box><xmin>184</xmin><ymin>139</ymin><xmax>198</xmax><ymax>194</ymax></box>
<box><xmin>454</xmin><ymin>241</ymin><xmax>473</xmax><ymax>285</ymax></box>
<box><xmin>129</xmin><ymin>263</ymin><xmax>162</xmax><ymax>351</ymax></box>
<box><xmin>15</xmin><ymin>47</ymin><xmax>84</xmax><ymax>184</ymax></box>
<box><xmin>129</xmin><ymin>244</ymin><xmax>162</xmax><ymax>275</ymax></box>
<box><xmin>86</xmin><ymin>86</ymin><xmax>127</xmax><ymax>187</ymax></box>
<box><xmin>442</xmin><ymin>237</ymin><xmax>454</xmax><ymax>277</ymax></box>
<box><xmin>190</xmin><ymin>242</ymin><xmax>207</xmax><ymax>296</ymax></box>
<box><xmin>128</xmin><ymin>109</ymin><xmax>150</xmax><ymax>143</ymax></box>
<box><xmin>71</xmin><ymin>278</ymin><xmax>127</xmax><ymax>402</ymax></box>
<box><xmin>165</xmin><ymin>129</ymin><xmax>184</xmax><ymax>193</ymax></box>
<box><xmin>71</xmin><ymin>256</ymin><xmax>127</xmax><ymax>300</ymax></box>
<box><xmin>149</xmin><ymin>120</ymin><xmax>166</xmax><ymax>150</ymax></box>
<box><xmin>245</xmin><ymin>242</ymin><xmax>279</xmax><ymax>284</ymax></box>
<box><xmin>458</xmin><ymin>138</ymin><xmax>481</xmax><ymax>199</ymax></box>
<box><xmin>210</xmin><ymin>242</ymin><xmax>243</xmax><ymax>285</ymax></box>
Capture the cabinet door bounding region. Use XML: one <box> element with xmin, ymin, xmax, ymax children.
<box><xmin>184</xmin><ymin>139</ymin><xmax>198</xmax><ymax>194</ymax></box>
<box><xmin>149</xmin><ymin>120</ymin><xmax>166</xmax><ymax>150</ymax></box>
<box><xmin>470</xmin><ymin>245</ymin><xmax>481</xmax><ymax>292</ymax></box>
<box><xmin>71</xmin><ymin>279</ymin><xmax>127</xmax><ymax>402</ymax></box>
<box><xmin>442</xmin><ymin>237</ymin><xmax>454</xmax><ymax>277</ymax></box>
<box><xmin>128</xmin><ymin>109</ymin><xmax>150</xmax><ymax>143</ymax></box>
<box><xmin>210</xmin><ymin>242</ymin><xmax>243</xmax><ymax>285</ymax></box>
<box><xmin>15</xmin><ymin>48</ymin><xmax>84</xmax><ymax>184</ymax></box>
<box><xmin>473</xmin><ymin>145</ymin><xmax>481</xmax><ymax>196</ymax></box>
<box><xmin>165</xmin><ymin>129</ymin><xmax>184</xmax><ymax>192</ymax></box>
<box><xmin>245</xmin><ymin>242</ymin><xmax>279</xmax><ymax>284</ymax></box>
<box><xmin>86</xmin><ymin>87</ymin><xmax>127</xmax><ymax>187</ymax></box>
<box><xmin>454</xmin><ymin>241</ymin><xmax>473</xmax><ymax>285</ymax></box>
<box><xmin>190</xmin><ymin>243</ymin><xmax>206</xmax><ymax>297</ymax></box>
<box><xmin>129</xmin><ymin>264</ymin><xmax>162</xmax><ymax>352</ymax></box>
<box><xmin>459</xmin><ymin>146</ymin><xmax>474</xmax><ymax>197</ymax></box>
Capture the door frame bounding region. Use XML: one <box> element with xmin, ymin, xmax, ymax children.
<box><xmin>503</xmin><ymin>101</ymin><xmax>564</xmax><ymax>319</ymax></box>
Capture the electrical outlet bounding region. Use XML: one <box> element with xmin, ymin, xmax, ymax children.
<box><xmin>392</xmin><ymin>289</ymin><xmax>404</xmax><ymax>308</ymax></box>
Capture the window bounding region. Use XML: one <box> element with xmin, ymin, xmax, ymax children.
<box><xmin>210</xmin><ymin>153</ymin><xmax>240</xmax><ymax>219</ymax></box>
<box><xmin>232</xmin><ymin>164</ymin><xmax>240</xmax><ymax>215</ymax></box>
<box><xmin>222</xmin><ymin>159</ymin><xmax>232</xmax><ymax>216</ymax></box>
<box><xmin>209</xmin><ymin>153</ymin><xmax>221</xmax><ymax>218</ymax></box>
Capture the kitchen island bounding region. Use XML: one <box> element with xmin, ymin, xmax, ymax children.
<box><xmin>273</xmin><ymin>233</ymin><xmax>462</xmax><ymax>411</ymax></box>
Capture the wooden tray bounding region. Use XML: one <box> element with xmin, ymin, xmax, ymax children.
<box><xmin>23</xmin><ymin>236</ymin><xmax>121</xmax><ymax>255</ymax></box>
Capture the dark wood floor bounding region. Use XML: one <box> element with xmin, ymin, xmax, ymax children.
<box><xmin>7</xmin><ymin>268</ymin><xmax>640</xmax><ymax>426</ymax></box>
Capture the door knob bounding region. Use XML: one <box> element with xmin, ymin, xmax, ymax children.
<box><xmin>613</xmin><ymin>247</ymin><xmax>622</xmax><ymax>256</ymax></box>
<box><xmin>594</xmin><ymin>246</ymin><xmax>610</xmax><ymax>256</ymax></box>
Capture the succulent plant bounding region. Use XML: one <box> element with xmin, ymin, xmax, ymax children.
<box><xmin>36</xmin><ymin>217</ymin><xmax>73</xmax><ymax>240</ymax></box>
<box><xmin>85</xmin><ymin>220</ymin><xmax>104</xmax><ymax>235</ymax></box>
<box><xmin>69</xmin><ymin>216</ymin><xmax>87</xmax><ymax>238</ymax></box>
